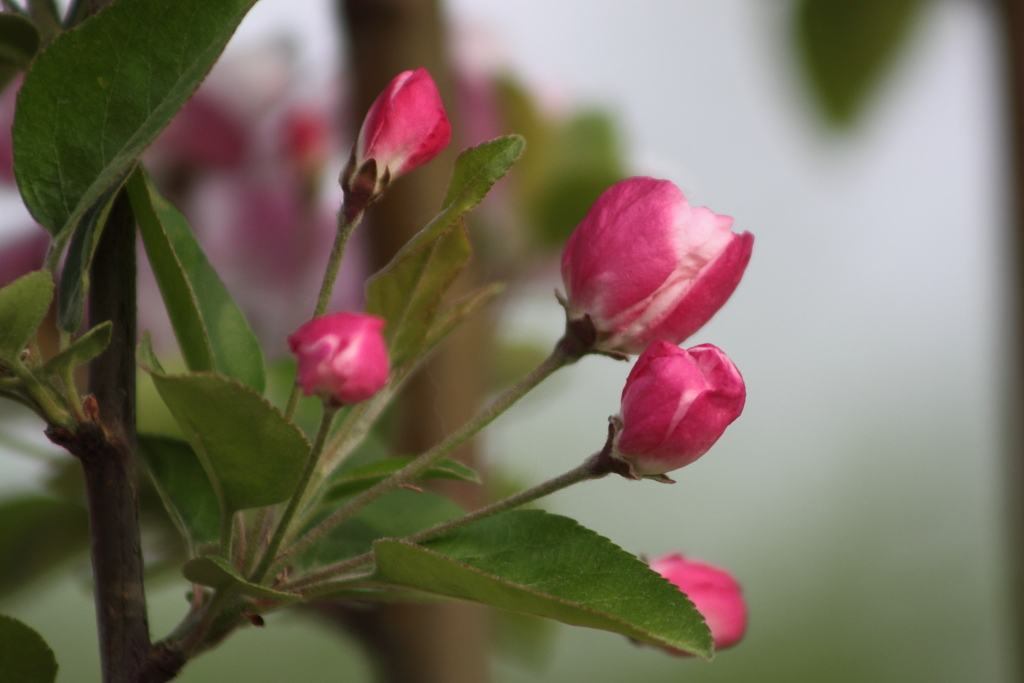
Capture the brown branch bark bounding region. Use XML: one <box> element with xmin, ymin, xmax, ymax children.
<box><xmin>997</xmin><ymin>0</ymin><xmax>1024</xmax><ymax>679</ymax></box>
<box><xmin>336</xmin><ymin>1</ymin><xmax>493</xmax><ymax>681</ymax></box>
<box><xmin>47</xmin><ymin>190</ymin><xmax>153</xmax><ymax>682</ymax></box>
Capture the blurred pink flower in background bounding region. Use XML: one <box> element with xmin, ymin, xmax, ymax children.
<box><xmin>141</xmin><ymin>44</ymin><xmax>364</xmax><ymax>356</ymax></box>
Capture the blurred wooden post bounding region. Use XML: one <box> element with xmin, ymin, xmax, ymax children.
<box><xmin>337</xmin><ymin>1</ymin><xmax>492</xmax><ymax>681</ymax></box>
<box><xmin>997</xmin><ymin>0</ymin><xmax>1024</xmax><ymax>679</ymax></box>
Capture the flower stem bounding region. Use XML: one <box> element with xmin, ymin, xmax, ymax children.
<box><xmin>10</xmin><ymin>356</ymin><xmax>73</xmax><ymax>429</ymax></box>
<box><xmin>251</xmin><ymin>403</ymin><xmax>339</xmax><ymax>583</ymax></box>
<box><xmin>269</xmin><ymin>343</ymin><xmax>578</xmax><ymax>576</ymax></box>
<box><xmin>288</xmin><ymin>450</ymin><xmax>614</xmax><ymax>594</ymax></box>
<box><xmin>284</xmin><ymin>207</ymin><xmax>364</xmax><ymax>421</ymax></box>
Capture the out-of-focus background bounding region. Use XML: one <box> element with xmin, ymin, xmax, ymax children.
<box><xmin>0</xmin><ymin>0</ymin><xmax>1015</xmax><ymax>681</ymax></box>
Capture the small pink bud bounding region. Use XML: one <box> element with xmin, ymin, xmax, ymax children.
<box><xmin>615</xmin><ymin>341</ymin><xmax>744</xmax><ymax>475</ymax></box>
<box><xmin>287</xmin><ymin>313</ymin><xmax>389</xmax><ymax>405</ymax></box>
<box><xmin>649</xmin><ymin>553</ymin><xmax>747</xmax><ymax>650</ymax></box>
<box><xmin>354</xmin><ymin>68</ymin><xmax>451</xmax><ymax>188</ymax></box>
<box><xmin>560</xmin><ymin>177</ymin><xmax>753</xmax><ymax>354</ymax></box>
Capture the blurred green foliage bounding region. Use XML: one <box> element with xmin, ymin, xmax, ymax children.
<box><xmin>795</xmin><ymin>0</ymin><xmax>924</xmax><ymax>127</ymax></box>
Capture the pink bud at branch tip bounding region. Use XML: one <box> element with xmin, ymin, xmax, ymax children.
<box><xmin>288</xmin><ymin>313</ymin><xmax>389</xmax><ymax>406</ymax></box>
<box><xmin>614</xmin><ymin>341</ymin><xmax>745</xmax><ymax>476</ymax></box>
<box><xmin>560</xmin><ymin>176</ymin><xmax>753</xmax><ymax>354</ymax></box>
<box><xmin>650</xmin><ymin>553</ymin><xmax>747</xmax><ymax>651</ymax></box>
<box><xmin>349</xmin><ymin>67</ymin><xmax>451</xmax><ymax>199</ymax></box>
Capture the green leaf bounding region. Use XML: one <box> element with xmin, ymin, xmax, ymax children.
<box><xmin>136</xmin><ymin>331</ymin><xmax>165</xmax><ymax>375</ymax></box>
<box><xmin>366</xmin><ymin>222</ymin><xmax>472</xmax><ymax>366</ymax></box>
<box><xmin>55</xmin><ymin>177</ymin><xmax>122</xmax><ymax>332</ymax></box>
<box><xmin>128</xmin><ymin>169</ymin><xmax>265</xmax><ymax>392</ymax></box>
<box><xmin>795</xmin><ymin>0</ymin><xmax>923</xmax><ymax>127</ymax></box>
<box><xmin>365</xmin><ymin>137</ymin><xmax>523</xmax><ymax>365</ymax></box>
<box><xmin>324</xmin><ymin>457</ymin><xmax>479</xmax><ymax>502</ymax></box>
<box><xmin>0</xmin><ymin>12</ymin><xmax>39</xmax><ymax>70</ymax></box>
<box><xmin>372</xmin><ymin>509</ymin><xmax>713</xmax><ymax>658</ymax></box>
<box><xmin>138</xmin><ymin>434</ymin><xmax>219</xmax><ymax>556</ymax></box>
<box><xmin>148</xmin><ymin>371</ymin><xmax>310</xmax><ymax>513</ymax></box>
<box><xmin>301</xmin><ymin>489</ymin><xmax>462</xmax><ymax>571</ymax></box>
<box><xmin>36</xmin><ymin>321</ymin><xmax>110</xmax><ymax>379</ymax></box>
<box><xmin>442</xmin><ymin>135</ymin><xmax>525</xmax><ymax>214</ymax></box>
<box><xmin>0</xmin><ymin>270</ymin><xmax>52</xmax><ymax>361</ymax></box>
<box><xmin>182</xmin><ymin>556</ymin><xmax>300</xmax><ymax>603</ymax></box>
<box><xmin>0</xmin><ymin>496</ymin><xmax>88</xmax><ymax>600</ymax></box>
<box><xmin>12</xmin><ymin>0</ymin><xmax>259</xmax><ymax>237</ymax></box>
<box><xmin>0</xmin><ymin>614</ymin><xmax>57</xmax><ymax>683</ymax></box>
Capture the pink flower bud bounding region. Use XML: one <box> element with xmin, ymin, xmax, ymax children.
<box><xmin>354</xmin><ymin>68</ymin><xmax>451</xmax><ymax>186</ymax></box>
<box><xmin>560</xmin><ymin>177</ymin><xmax>753</xmax><ymax>354</ymax></box>
<box><xmin>615</xmin><ymin>341</ymin><xmax>745</xmax><ymax>476</ymax></box>
<box><xmin>287</xmin><ymin>313</ymin><xmax>389</xmax><ymax>405</ymax></box>
<box><xmin>649</xmin><ymin>553</ymin><xmax>747</xmax><ymax>650</ymax></box>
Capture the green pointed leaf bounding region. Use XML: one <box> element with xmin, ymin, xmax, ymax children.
<box><xmin>441</xmin><ymin>134</ymin><xmax>525</xmax><ymax>211</ymax></box>
<box><xmin>0</xmin><ymin>270</ymin><xmax>52</xmax><ymax>361</ymax></box>
<box><xmin>372</xmin><ymin>509</ymin><xmax>713</xmax><ymax>658</ymax></box>
<box><xmin>0</xmin><ymin>12</ymin><xmax>39</xmax><ymax>70</ymax></box>
<box><xmin>0</xmin><ymin>614</ymin><xmax>57</xmax><ymax>683</ymax></box>
<box><xmin>148</xmin><ymin>371</ymin><xmax>310</xmax><ymax>513</ymax></box>
<box><xmin>365</xmin><ymin>136</ymin><xmax>522</xmax><ymax>365</ymax></box>
<box><xmin>36</xmin><ymin>321</ymin><xmax>110</xmax><ymax>379</ymax></box>
<box><xmin>182</xmin><ymin>556</ymin><xmax>300</xmax><ymax>603</ymax></box>
<box><xmin>0</xmin><ymin>496</ymin><xmax>88</xmax><ymax>600</ymax></box>
<box><xmin>324</xmin><ymin>457</ymin><xmax>479</xmax><ymax>502</ymax></box>
<box><xmin>128</xmin><ymin>169</ymin><xmax>265</xmax><ymax>392</ymax></box>
<box><xmin>55</xmin><ymin>178</ymin><xmax>122</xmax><ymax>332</ymax></box>
<box><xmin>138</xmin><ymin>434</ymin><xmax>219</xmax><ymax>556</ymax></box>
<box><xmin>795</xmin><ymin>0</ymin><xmax>923</xmax><ymax>127</ymax></box>
<box><xmin>405</xmin><ymin>136</ymin><xmax>526</xmax><ymax>261</ymax></box>
<box><xmin>366</xmin><ymin>221</ymin><xmax>471</xmax><ymax>366</ymax></box>
<box><xmin>12</xmin><ymin>0</ymin><xmax>259</xmax><ymax>237</ymax></box>
<box><xmin>301</xmin><ymin>489</ymin><xmax>462</xmax><ymax>571</ymax></box>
